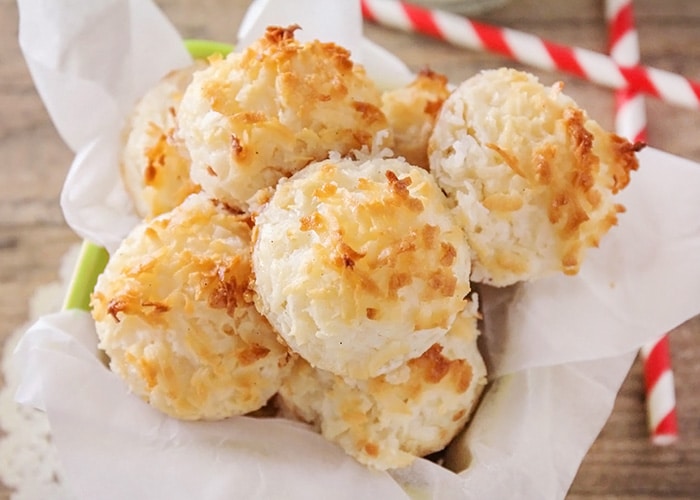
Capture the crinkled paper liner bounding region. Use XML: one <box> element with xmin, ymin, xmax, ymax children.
<box><xmin>12</xmin><ymin>0</ymin><xmax>700</xmax><ymax>498</ymax></box>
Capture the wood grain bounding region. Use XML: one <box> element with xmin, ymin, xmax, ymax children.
<box><xmin>1</xmin><ymin>0</ymin><xmax>698</xmax><ymax>498</ymax></box>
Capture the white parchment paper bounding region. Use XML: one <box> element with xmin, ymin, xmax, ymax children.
<box><xmin>14</xmin><ymin>0</ymin><xmax>700</xmax><ymax>498</ymax></box>
<box><xmin>18</xmin><ymin>0</ymin><xmax>192</xmax><ymax>253</ymax></box>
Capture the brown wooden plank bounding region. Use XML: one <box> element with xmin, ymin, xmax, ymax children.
<box><xmin>1</xmin><ymin>0</ymin><xmax>698</xmax><ymax>498</ymax></box>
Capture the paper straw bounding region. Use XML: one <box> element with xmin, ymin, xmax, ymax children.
<box><xmin>606</xmin><ymin>0</ymin><xmax>647</xmax><ymax>142</ymax></box>
<box><xmin>606</xmin><ymin>0</ymin><xmax>678</xmax><ymax>445</ymax></box>
<box><xmin>360</xmin><ymin>0</ymin><xmax>700</xmax><ymax>110</ymax></box>
<box><xmin>640</xmin><ymin>338</ymin><xmax>679</xmax><ymax>445</ymax></box>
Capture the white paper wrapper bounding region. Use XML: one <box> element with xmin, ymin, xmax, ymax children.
<box><xmin>14</xmin><ymin>0</ymin><xmax>700</xmax><ymax>498</ymax></box>
<box><xmin>18</xmin><ymin>0</ymin><xmax>193</xmax><ymax>253</ymax></box>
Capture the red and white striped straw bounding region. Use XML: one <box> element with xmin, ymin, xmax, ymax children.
<box><xmin>606</xmin><ymin>0</ymin><xmax>647</xmax><ymax>143</ymax></box>
<box><xmin>606</xmin><ymin>0</ymin><xmax>678</xmax><ymax>445</ymax></box>
<box><xmin>640</xmin><ymin>338</ymin><xmax>679</xmax><ymax>445</ymax></box>
<box><xmin>360</xmin><ymin>0</ymin><xmax>700</xmax><ymax>110</ymax></box>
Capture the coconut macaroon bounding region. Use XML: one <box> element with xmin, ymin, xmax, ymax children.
<box><xmin>278</xmin><ymin>302</ymin><xmax>487</xmax><ymax>470</ymax></box>
<box><xmin>90</xmin><ymin>193</ymin><xmax>291</xmax><ymax>420</ymax></box>
<box><xmin>120</xmin><ymin>62</ymin><xmax>204</xmax><ymax>219</ymax></box>
<box><xmin>429</xmin><ymin>68</ymin><xmax>641</xmax><ymax>286</ymax></box>
<box><xmin>177</xmin><ymin>25</ymin><xmax>391</xmax><ymax>210</ymax></box>
<box><xmin>252</xmin><ymin>156</ymin><xmax>472</xmax><ymax>380</ymax></box>
<box><xmin>381</xmin><ymin>69</ymin><xmax>451</xmax><ymax>169</ymax></box>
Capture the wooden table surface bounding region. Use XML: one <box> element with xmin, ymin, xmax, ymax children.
<box><xmin>1</xmin><ymin>0</ymin><xmax>699</xmax><ymax>498</ymax></box>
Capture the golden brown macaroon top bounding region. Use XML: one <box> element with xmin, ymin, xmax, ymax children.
<box><xmin>430</xmin><ymin>68</ymin><xmax>642</xmax><ymax>284</ymax></box>
<box><xmin>252</xmin><ymin>156</ymin><xmax>472</xmax><ymax>379</ymax></box>
<box><xmin>264</xmin><ymin>162</ymin><xmax>466</xmax><ymax>329</ymax></box>
<box><xmin>91</xmin><ymin>194</ymin><xmax>290</xmax><ymax>420</ymax></box>
<box><xmin>499</xmin><ymin>103</ymin><xmax>642</xmax><ymax>273</ymax></box>
<box><xmin>178</xmin><ymin>25</ymin><xmax>391</xmax><ymax>209</ymax></box>
<box><xmin>120</xmin><ymin>64</ymin><xmax>204</xmax><ymax>218</ymax></box>
<box><xmin>381</xmin><ymin>68</ymin><xmax>451</xmax><ymax>169</ymax></box>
